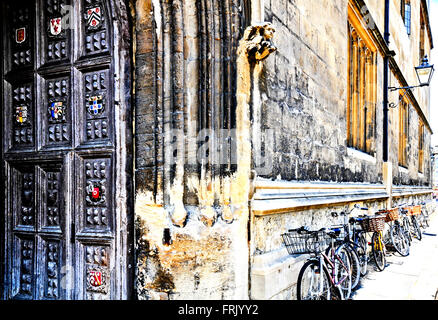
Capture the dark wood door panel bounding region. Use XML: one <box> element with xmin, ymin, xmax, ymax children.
<box><xmin>6</xmin><ymin>160</ymin><xmax>67</xmax><ymax>300</ymax></box>
<box><xmin>2</xmin><ymin>0</ymin><xmax>130</xmax><ymax>300</ymax></box>
<box><xmin>75</xmin><ymin>153</ymin><xmax>114</xmax><ymax>238</ymax></box>
<box><xmin>37</xmin><ymin>162</ymin><xmax>65</xmax><ymax>233</ymax></box>
<box><xmin>10</xmin><ymin>234</ymin><xmax>35</xmax><ymax>299</ymax></box>
<box><xmin>80</xmin><ymin>0</ymin><xmax>111</xmax><ymax>59</ymax></box>
<box><xmin>74</xmin><ymin>239</ymin><xmax>113</xmax><ymax>300</ymax></box>
<box><xmin>5</xmin><ymin>80</ymin><xmax>36</xmax><ymax>153</ymax></box>
<box><xmin>10</xmin><ymin>234</ymin><xmax>67</xmax><ymax>300</ymax></box>
<box><xmin>78</xmin><ymin>67</ymin><xmax>114</xmax><ymax>148</ymax></box>
<box><xmin>5</xmin><ymin>1</ymin><xmax>35</xmax><ymax>73</ymax></box>
<box><xmin>40</xmin><ymin>73</ymin><xmax>73</xmax><ymax>150</ymax></box>
<box><xmin>11</xmin><ymin>165</ymin><xmax>36</xmax><ymax>231</ymax></box>
<box><xmin>35</xmin><ymin>236</ymin><xmax>66</xmax><ymax>300</ymax></box>
<box><xmin>38</xmin><ymin>0</ymin><xmax>73</xmax><ymax>68</ymax></box>
<box><xmin>9</xmin><ymin>162</ymin><xmax>66</xmax><ymax>233</ymax></box>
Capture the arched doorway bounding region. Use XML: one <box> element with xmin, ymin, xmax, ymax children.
<box><xmin>0</xmin><ymin>0</ymin><xmax>134</xmax><ymax>300</ymax></box>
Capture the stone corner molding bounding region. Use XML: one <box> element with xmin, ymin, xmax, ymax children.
<box><xmin>241</xmin><ymin>22</ymin><xmax>277</xmax><ymax>62</ymax></box>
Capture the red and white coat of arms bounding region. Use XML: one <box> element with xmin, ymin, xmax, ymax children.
<box><xmin>15</xmin><ymin>27</ymin><xmax>26</xmax><ymax>44</ymax></box>
<box><xmin>86</xmin><ymin>7</ymin><xmax>102</xmax><ymax>28</ymax></box>
<box><xmin>50</xmin><ymin>17</ymin><xmax>62</xmax><ymax>36</ymax></box>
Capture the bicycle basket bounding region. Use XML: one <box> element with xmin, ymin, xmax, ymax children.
<box><xmin>407</xmin><ymin>205</ymin><xmax>421</xmax><ymax>216</ymax></box>
<box><xmin>383</xmin><ymin>208</ymin><xmax>400</xmax><ymax>222</ymax></box>
<box><xmin>282</xmin><ymin>229</ymin><xmax>330</xmax><ymax>255</ymax></box>
<box><xmin>359</xmin><ymin>216</ymin><xmax>385</xmax><ymax>232</ymax></box>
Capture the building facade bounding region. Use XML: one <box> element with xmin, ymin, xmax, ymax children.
<box><xmin>0</xmin><ymin>0</ymin><xmax>435</xmax><ymax>300</ymax></box>
<box><xmin>433</xmin><ymin>146</ymin><xmax>438</xmax><ymax>196</ymax></box>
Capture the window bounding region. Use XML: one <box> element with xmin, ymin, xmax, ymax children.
<box><xmin>401</xmin><ymin>0</ymin><xmax>411</xmax><ymax>35</ymax></box>
<box><xmin>399</xmin><ymin>95</ymin><xmax>409</xmax><ymax>168</ymax></box>
<box><xmin>419</xmin><ymin>6</ymin><xmax>426</xmax><ymax>62</ymax></box>
<box><xmin>419</xmin><ymin>121</ymin><xmax>425</xmax><ymax>173</ymax></box>
<box><xmin>347</xmin><ymin>16</ymin><xmax>377</xmax><ymax>154</ymax></box>
<box><xmin>420</xmin><ymin>22</ymin><xmax>425</xmax><ymax>61</ymax></box>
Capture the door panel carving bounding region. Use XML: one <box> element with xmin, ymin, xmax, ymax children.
<box><xmin>80</xmin><ymin>156</ymin><xmax>113</xmax><ymax>234</ymax></box>
<box><xmin>82</xmin><ymin>69</ymin><xmax>112</xmax><ymax>145</ymax></box>
<box><xmin>12</xmin><ymin>82</ymin><xmax>34</xmax><ymax>150</ymax></box>
<box><xmin>43</xmin><ymin>75</ymin><xmax>72</xmax><ymax>147</ymax></box>
<box><xmin>42</xmin><ymin>0</ymin><xmax>71</xmax><ymax>65</ymax></box>
<box><xmin>2</xmin><ymin>0</ymin><xmax>131</xmax><ymax>300</ymax></box>
<box><xmin>82</xmin><ymin>0</ymin><xmax>109</xmax><ymax>56</ymax></box>
<box><xmin>13</xmin><ymin>236</ymin><xmax>35</xmax><ymax>299</ymax></box>
<box><xmin>10</xmin><ymin>2</ymin><xmax>33</xmax><ymax>69</ymax></box>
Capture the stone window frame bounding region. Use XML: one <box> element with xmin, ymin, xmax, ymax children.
<box><xmin>418</xmin><ymin>120</ymin><xmax>425</xmax><ymax>173</ymax></box>
<box><xmin>401</xmin><ymin>0</ymin><xmax>412</xmax><ymax>35</ymax></box>
<box><xmin>419</xmin><ymin>3</ymin><xmax>426</xmax><ymax>62</ymax></box>
<box><xmin>398</xmin><ymin>94</ymin><xmax>410</xmax><ymax>168</ymax></box>
<box><xmin>347</xmin><ymin>5</ymin><xmax>378</xmax><ymax>156</ymax></box>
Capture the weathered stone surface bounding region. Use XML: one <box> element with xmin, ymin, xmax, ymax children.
<box><xmin>132</xmin><ymin>0</ymin><xmax>433</xmax><ymax>301</ymax></box>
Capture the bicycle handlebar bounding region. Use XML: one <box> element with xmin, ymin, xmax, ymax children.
<box><xmin>331</xmin><ymin>204</ymin><xmax>369</xmax><ymax>218</ymax></box>
<box><xmin>288</xmin><ymin>226</ymin><xmax>338</xmax><ymax>236</ymax></box>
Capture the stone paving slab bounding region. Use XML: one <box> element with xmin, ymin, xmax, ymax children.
<box><xmin>352</xmin><ymin>209</ymin><xmax>438</xmax><ymax>300</ymax></box>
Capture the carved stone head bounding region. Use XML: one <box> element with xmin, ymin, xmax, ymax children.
<box><xmin>242</xmin><ymin>22</ymin><xmax>277</xmax><ymax>62</ymax></box>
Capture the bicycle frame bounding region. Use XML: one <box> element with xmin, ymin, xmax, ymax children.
<box><xmin>309</xmin><ymin>241</ymin><xmax>350</xmax><ymax>298</ymax></box>
<box><xmin>350</xmin><ymin>223</ymin><xmax>367</xmax><ymax>254</ymax></box>
<box><xmin>339</xmin><ymin>205</ymin><xmax>369</xmax><ymax>256</ymax></box>
<box><xmin>323</xmin><ymin>249</ymin><xmax>350</xmax><ymax>288</ymax></box>
<box><xmin>374</xmin><ymin>231</ymin><xmax>385</xmax><ymax>251</ymax></box>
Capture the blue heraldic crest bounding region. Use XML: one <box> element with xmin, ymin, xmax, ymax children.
<box><xmin>88</xmin><ymin>95</ymin><xmax>104</xmax><ymax>115</ymax></box>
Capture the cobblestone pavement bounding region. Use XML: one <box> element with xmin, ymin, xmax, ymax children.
<box><xmin>352</xmin><ymin>207</ymin><xmax>438</xmax><ymax>300</ymax></box>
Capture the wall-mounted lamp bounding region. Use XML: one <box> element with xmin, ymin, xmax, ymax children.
<box><xmin>388</xmin><ymin>55</ymin><xmax>434</xmax><ymax>108</ymax></box>
<box><xmin>415</xmin><ymin>55</ymin><xmax>435</xmax><ymax>87</ymax></box>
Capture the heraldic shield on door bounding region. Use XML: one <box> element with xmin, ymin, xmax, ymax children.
<box><xmin>1</xmin><ymin>0</ymin><xmax>133</xmax><ymax>300</ymax></box>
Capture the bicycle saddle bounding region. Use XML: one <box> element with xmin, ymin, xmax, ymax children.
<box><xmin>349</xmin><ymin>217</ymin><xmax>364</xmax><ymax>224</ymax></box>
<box><xmin>292</xmin><ymin>226</ymin><xmax>311</xmax><ymax>234</ymax></box>
<box><xmin>325</xmin><ymin>228</ymin><xmax>340</xmax><ymax>238</ymax></box>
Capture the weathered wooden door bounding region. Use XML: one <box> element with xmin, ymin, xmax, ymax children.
<box><xmin>1</xmin><ymin>0</ymin><xmax>133</xmax><ymax>300</ymax></box>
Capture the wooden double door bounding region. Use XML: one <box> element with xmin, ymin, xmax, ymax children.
<box><xmin>1</xmin><ymin>0</ymin><xmax>133</xmax><ymax>299</ymax></box>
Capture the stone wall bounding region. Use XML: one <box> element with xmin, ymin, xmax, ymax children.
<box><xmin>248</xmin><ymin>0</ymin><xmax>434</xmax><ymax>300</ymax></box>
<box><xmin>131</xmin><ymin>0</ymin><xmax>434</xmax><ymax>301</ymax></box>
<box><xmin>256</xmin><ymin>0</ymin><xmax>386</xmax><ymax>184</ymax></box>
<box><xmin>133</xmin><ymin>0</ymin><xmax>254</xmax><ymax>300</ymax></box>
<box><xmin>255</xmin><ymin>0</ymin><xmax>432</xmax><ymax>186</ymax></box>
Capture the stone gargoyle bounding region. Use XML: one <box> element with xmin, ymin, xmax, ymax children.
<box><xmin>241</xmin><ymin>22</ymin><xmax>277</xmax><ymax>62</ymax></box>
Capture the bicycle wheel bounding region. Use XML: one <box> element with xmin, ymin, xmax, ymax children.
<box><xmin>371</xmin><ymin>232</ymin><xmax>386</xmax><ymax>271</ymax></box>
<box><xmin>418</xmin><ymin>214</ymin><xmax>425</xmax><ymax>229</ymax></box>
<box><xmin>411</xmin><ymin>216</ymin><xmax>422</xmax><ymax>241</ymax></box>
<box><xmin>390</xmin><ymin>224</ymin><xmax>410</xmax><ymax>257</ymax></box>
<box><xmin>334</xmin><ymin>246</ymin><xmax>352</xmax><ymax>299</ymax></box>
<box><xmin>356</xmin><ymin>232</ymin><xmax>368</xmax><ymax>276</ymax></box>
<box><xmin>422</xmin><ymin>210</ymin><xmax>430</xmax><ymax>228</ymax></box>
<box><xmin>402</xmin><ymin>217</ymin><xmax>412</xmax><ymax>245</ymax></box>
<box><xmin>297</xmin><ymin>260</ymin><xmax>332</xmax><ymax>300</ymax></box>
<box><xmin>346</xmin><ymin>244</ymin><xmax>361</xmax><ymax>290</ymax></box>
<box><xmin>327</xmin><ymin>243</ymin><xmax>359</xmax><ymax>292</ymax></box>
<box><xmin>419</xmin><ymin>209</ymin><xmax>429</xmax><ymax>229</ymax></box>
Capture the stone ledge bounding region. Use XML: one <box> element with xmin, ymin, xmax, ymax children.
<box><xmin>250</xmin><ymin>247</ymin><xmax>307</xmax><ymax>300</ymax></box>
<box><xmin>392</xmin><ymin>186</ymin><xmax>433</xmax><ymax>198</ymax></box>
<box><xmin>252</xmin><ymin>179</ymin><xmax>388</xmax><ymax>216</ymax></box>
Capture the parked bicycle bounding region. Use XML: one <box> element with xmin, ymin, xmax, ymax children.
<box><xmin>330</xmin><ymin>204</ymin><xmax>370</xmax><ymax>289</ymax></box>
<box><xmin>281</xmin><ymin>199</ymin><xmax>434</xmax><ymax>300</ymax></box>
<box><xmin>403</xmin><ymin>204</ymin><xmax>422</xmax><ymax>241</ymax></box>
<box><xmin>282</xmin><ymin>226</ymin><xmax>352</xmax><ymax>300</ymax></box>
<box><xmin>380</xmin><ymin>206</ymin><xmax>410</xmax><ymax>257</ymax></box>
<box><xmin>355</xmin><ymin>207</ymin><xmax>387</xmax><ymax>271</ymax></box>
<box><xmin>399</xmin><ymin>204</ymin><xmax>413</xmax><ymax>245</ymax></box>
<box><xmin>418</xmin><ymin>201</ymin><xmax>430</xmax><ymax>229</ymax></box>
